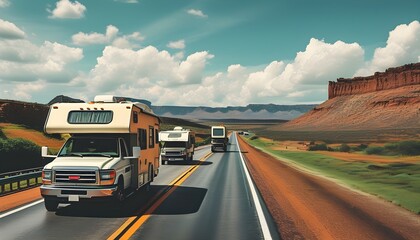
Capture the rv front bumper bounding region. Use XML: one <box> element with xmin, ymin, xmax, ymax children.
<box><xmin>40</xmin><ymin>185</ymin><xmax>117</xmax><ymax>199</ymax></box>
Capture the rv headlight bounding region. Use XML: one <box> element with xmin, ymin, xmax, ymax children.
<box><xmin>100</xmin><ymin>170</ymin><xmax>116</xmax><ymax>185</ymax></box>
<box><xmin>42</xmin><ymin>170</ymin><xmax>52</xmax><ymax>184</ymax></box>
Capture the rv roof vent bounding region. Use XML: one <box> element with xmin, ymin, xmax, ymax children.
<box><xmin>174</xmin><ymin>126</ymin><xmax>183</xmax><ymax>131</ymax></box>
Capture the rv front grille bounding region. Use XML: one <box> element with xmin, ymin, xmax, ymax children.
<box><xmin>54</xmin><ymin>170</ymin><xmax>97</xmax><ymax>184</ymax></box>
<box><xmin>166</xmin><ymin>151</ymin><xmax>182</xmax><ymax>156</ymax></box>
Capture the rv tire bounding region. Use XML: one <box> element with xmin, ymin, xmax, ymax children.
<box><xmin>44</xmin><ymin>198</ymin><xmax>59</xmax><ymax>212</ymax></box>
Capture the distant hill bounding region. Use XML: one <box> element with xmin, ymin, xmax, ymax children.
<box><xmin>152</xmin><ymin>104</ymin><xmax>316</xmax><ymax>120</ymax></box>
<box><xmin>48</xmin><ymin>95</ymin><xmax>85</xmax><ymax>105</ymax></box>
<box><xmin>46</xmin><ymin>95</ymin><xmax>317</xmax><ymax>120</ymax></box>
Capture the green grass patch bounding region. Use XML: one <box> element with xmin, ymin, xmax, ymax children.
<box><xmin>245</xmin><ymin>136</ymin><xmax>420</xmax><ymax>214</ymax></box>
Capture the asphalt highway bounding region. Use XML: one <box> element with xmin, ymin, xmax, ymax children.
<box><xmin>0</xmin><ymin>134</ymin><xmax>279</xmax><ymax>240</ymax></box>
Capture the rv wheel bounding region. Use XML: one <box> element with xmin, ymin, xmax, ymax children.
<box><xmin>44</xmin><ymin>199</ymin><xmax>59</xmax><ymax>212</ymax></box>
<box><xmin>114</xmin><ymin>179</ymin><xmax>125</xmax><ymax>202</ymax></box>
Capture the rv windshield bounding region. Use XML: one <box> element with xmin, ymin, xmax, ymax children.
<box><xmin>58</xmin><ymin>138</ymin><xmax>119</xmax><ymax>157</ymax></box>
<box><xmin>163</xmin><ymin>141</ymin><xmax>187</xmax><ymax>148</ymax></box>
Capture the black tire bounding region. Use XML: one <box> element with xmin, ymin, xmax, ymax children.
<box><xmin>211</xmin><ymin>147</ymin><xmax>215</xmax><ymax>152</ymax></box>
<box><xmin>44</xmin><ymin>199</ymin><xmax>59</xmax><ymax>212</ymax></box>
<box><xmin>114</xmin><ymin>178</ymin><xmax>125</xmax><ymax>203</ymax></box>
<box><xmin>149</xmin><ymin>165</ymin><xmax>154</xmax><ymax>182</ymax></box>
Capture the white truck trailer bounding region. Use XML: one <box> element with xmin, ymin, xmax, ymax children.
<box><xmin>40</xmin><ymin>95</ymin><xmax>160</xmax><ymax>211</ymax></box>
<box><xmin>159</xmin><ymin>126</ymin><xmax>195</xmax><ymax>165</ymax></box>
<box><xmin>211</xmin><ymin>125</ymin><xmax>228</xmax><ymax>152</ymax></box>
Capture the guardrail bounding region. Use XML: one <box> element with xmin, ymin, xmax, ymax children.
<box><xmin>0</xmin><ymin>167</ymin><xmax>43</xmax><ymax>196</ymax></box>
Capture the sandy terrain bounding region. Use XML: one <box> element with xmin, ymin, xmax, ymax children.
<box><xmin>238</xmin><ymin>136</ymin><xmax>420</xmax><ymax>240</ymax></box>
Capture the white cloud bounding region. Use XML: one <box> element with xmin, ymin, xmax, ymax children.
<box><xmin>71</xmin><ymin>36</ymin><xmax>366</xmax><ymax>106</ymax></box>
<box><xmin>78</xmin><ymin>46</ymin><xmax>213</xmax><ymax>95</ymax></box>
<box><xmin>14</xmin><ymin>80</ymin><xmax>47</xmax><ymax>100</ymax></box>
<box><xmin>167</xmin><ymin>40</ymin><xmax>185</xmax><ymax>49</ymax></box>
<box><xmin>0</xmin><ymin>0</ymin><xmax>10</xmax><ymax>8</ymax></box>
<box><xmin>355</xmin><ymin>20</ymin><xmax>420</xmax><ymax>76</ymax></box>
<box><xmin>72</xmin><ymin>25</ymin><xmax>118</xmax><ymax>45</ymax></box>
<box><xmin>0</xmin><ymin>19</ymin><xmax>25</xmax><ymax>39</ymax></box>
<box><xmin>48</xmin><ymin>0</ymin><xmax>86</xmax><ymax>19</ymax></box>
<box><xmin>0</xmin><ymin>23</ymin><xmax>83</xmax><ymax>83</ymax></box>
<box><xmin>72</xmin><ymin>25</ymin><xmax>144</xmax><ymax>49</ymax></box>
<box><xmin>280</xmin><ymin>38</ymin><xmax>364</xmax><ymax>86</ymax></box>
<box><xmin>187</xmin><ymin>9</ymin><xmax>207</xmax><ymax>18</ymax></box>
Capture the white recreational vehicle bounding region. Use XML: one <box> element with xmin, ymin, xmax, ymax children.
<box><xmin>40</xmin><ymin>95</ymin><xmax>160</xmax><ymax>211</ymax></box>
<box><xmin>159</xmin><ymin>126</ymin><xmax>195</xmax><ymax>164</ymax></box>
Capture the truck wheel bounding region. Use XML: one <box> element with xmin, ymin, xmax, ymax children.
<box><xmin>114</xmin><ymin>179</ymin><xmax>125</xmax><ymax>203</ymax></box>
<box><xmin>211</xmin><ymin>147</ymin><xmax>215</xmax><ymax>152</ymax></box>
<box><xmin>44</xmin><ymin>199</ymin><xmax>59</xmax><ymax>212</ymax></box>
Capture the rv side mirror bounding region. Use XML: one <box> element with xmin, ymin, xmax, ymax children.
<box><xmin>42</xmin><ymin>146</ymin><xmax>48</xmax><ymax>157</ymax></box>
<box><xmin>132</xmin><ymin>146</ymin><xmax>141</xmax><ymax>158</ymax></box>
<box><xmin>42</xmin><ymin>146</ymin><xmax>57</xmax><ymax>158</ymax></box>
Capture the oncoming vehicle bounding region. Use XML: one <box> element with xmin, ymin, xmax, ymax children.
<box><xmin>40</xmin><ymin>95</ymin><xmax>160</xmax><ymax>211</ymax></box>
<box><xmin>159</xmin><ymin>126</ymin><xmax>195</xmax><ymax>164</ymax></box>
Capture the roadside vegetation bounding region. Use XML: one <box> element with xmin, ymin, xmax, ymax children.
<box><xmin>243</xmin><ymin>135</ymin><xmax>420</xmax><ymax>214</ymax></box>
<box><xmin>0</xmin><ymin>132</ymin><xmax>43</xmax><ymax>173</ymax></box>
<box><xmin>0</xmin><ymin>124</ymin><xmax>64</xmax><ymax>173</ymax></box>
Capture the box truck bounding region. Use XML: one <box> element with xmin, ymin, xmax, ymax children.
<box><xmin>211</xmin><ymin>126</ymin><xmax>228</xmax><ymax>152</ymax></box>
<box><xmin>159</xmin><ymin>126</ymin><xmax>195</xmax><ymax>165</ymax></box>
<box><xmin>40</xmin><ymin>95</ymin><xmax>160</xmax><ymax>211</ymax></box>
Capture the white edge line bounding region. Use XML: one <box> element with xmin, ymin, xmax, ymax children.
<box><xmin>0</xmin><ymin>199</ymin><xmax>44</xmax><ymax>219</ymax></box>
<box><xmin>235</xmin><ymin>132</ymin><xmax>273</xmax><ymax>240</ymax></box>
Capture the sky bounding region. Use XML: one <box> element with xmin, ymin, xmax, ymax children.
<box><xmin>0</xmin><ymin>0</ymin><xmax>419</xmax><ymax>106</ymax></box>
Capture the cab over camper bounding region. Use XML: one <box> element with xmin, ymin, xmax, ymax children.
<box><xmin>211</xmin><ymin>126</ymin><xmax>228</xmax><ymax>152</ymax></box>
<box><xmin>159</xmin><ymin>126</ymin><xmax>195</xmax><ymax>165</ymax></box>
<box><xmin>40</xmin><ymin>95</ymin><xmax>160</xmax><ymax>211</ymax></box>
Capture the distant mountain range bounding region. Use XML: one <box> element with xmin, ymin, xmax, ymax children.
<box><xmin>47</xmin><ymin>95</ymin><xmax>316</xmax><ymax>120</ymax></box>
<box><xmin>152</xmin><ymin>104</ymin><xmax>316</xmax><ymax>120</ymax></box>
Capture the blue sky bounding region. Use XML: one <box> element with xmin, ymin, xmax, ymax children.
<box><xmin>0</xmin><ymin>0</ymin><xmax>419</xmax><ymax>106</ymax></box>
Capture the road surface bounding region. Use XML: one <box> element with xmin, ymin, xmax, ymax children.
<box><xmin>0</xmin><ymin>136</ymin><xmax>278</xmax><ymax>240</ymax></box>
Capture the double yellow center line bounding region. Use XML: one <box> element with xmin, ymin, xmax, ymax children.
<box><xmin>108</xmin><ymin>151</ymin><xmax>212</xmax><ymax>240</ymax></box>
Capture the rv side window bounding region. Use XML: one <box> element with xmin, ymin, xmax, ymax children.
<box><xmin>68</xmin><ymin>111</ymin><xmax>113</xmax><ymax>124</ymax></box>
<box><xmin>149</xmin><ymin>126</ymin><xmax>155</xmax><ymax>148</ymax></box>
<box><xmin>138</xmin><ymin>128</ymin><xmax>147</xmax><ymax>150</ymax></box>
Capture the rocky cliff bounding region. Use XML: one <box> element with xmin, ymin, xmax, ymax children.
<box><xmin>328</xmin><ymin>63</ymin><xmax>420</xmax><ymax>99</ymax></box>
<box><xmin>274</xmin><ymin>63</ymin><xmax>420</xmax><ymax>132</ymax></box>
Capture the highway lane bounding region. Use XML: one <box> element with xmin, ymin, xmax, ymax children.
<box><xmin>0</xmin><ymin>137</ymin><xmax>279</xmax><ymax>240</ymax></box>
<box><xmin>125</xmin><ymin>134</ymin><xmax>279</xmax><ymax>239</ymax></box>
